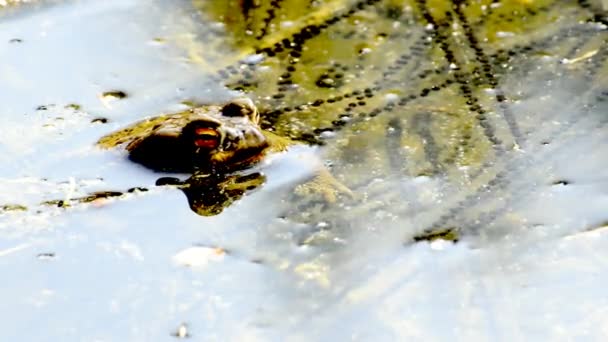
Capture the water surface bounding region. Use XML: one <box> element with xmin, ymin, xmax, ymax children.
<box><xmin>1</xmin><ymin>0</ymin><xmax>607</xmax><ymax>340</ymax></box>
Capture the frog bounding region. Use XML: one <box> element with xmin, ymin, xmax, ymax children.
<box><xmin>97</xmin><ymin>97</ymin><xmax>277</xmax><ymax>173</ymax></box>
<box><xmin>95</xmin><ymin>97</ymin><xmax>351</xmax><ymax>216</ymax></box>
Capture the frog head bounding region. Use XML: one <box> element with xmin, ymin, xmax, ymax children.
<box><xmin>123</xmin><ymin>98</ymin><xmax>268</xmax><ymax>173</ymax></box>
<box><xmin>182</xmin><ymin>98</ymin><xmax>267</xmax><ymax>171</ymax></box>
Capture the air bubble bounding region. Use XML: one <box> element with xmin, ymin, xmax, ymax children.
<box><xmin>384</xmin><ymin>93</ymin><xmax>399</xmax><ymax>103</ymax></box>
<box><xmin>320</xmin><ymin>131</ymin><xmax>336</xmax><ymax>139</ymax></box>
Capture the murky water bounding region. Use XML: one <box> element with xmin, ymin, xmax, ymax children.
<box><xmin>1</xmin><ymin>0</ymin><xmax>607</xmax><ymax>340</ymax></box>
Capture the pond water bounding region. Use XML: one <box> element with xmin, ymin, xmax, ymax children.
<box><xmin>0</xmin><ymin>0</ymin><xmax>607</xmax><ymax>340</ymax></box>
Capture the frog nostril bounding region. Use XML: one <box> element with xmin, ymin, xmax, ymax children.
<box><xmin>221</xmin><ymin>98</ymin><xmax>256</xmax><ymax>118</ymax></box>
<box><xmin>221</xmin><ymin>102</ymin><xmax>248</xmax><ymax>117</ymax></box>
<box><xmin>223</xmin><ymin>134</ymin><xmax>242</xmax><ymax>150</ymax></box>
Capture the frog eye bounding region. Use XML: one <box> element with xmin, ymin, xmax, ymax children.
<box><xmin>193</xmin><ymin>127</ymin><xmax>220</xmax><ymax>149</ymax></box>
<box><xmin>221</xmin><ymin>98</ymin><xmax>259</xmax><ymax>123</ymax></box>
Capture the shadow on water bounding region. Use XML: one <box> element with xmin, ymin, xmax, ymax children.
<box><xmin>1</xmin><ymin>0</ymin><xmax>608</xmax><ymax>340</ymax></box>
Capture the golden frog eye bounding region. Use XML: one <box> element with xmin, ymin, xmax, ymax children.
<box><xmin>193</xmin><ymin>127</ymin><xmax>220</xmax><ymax>149</ymax></box>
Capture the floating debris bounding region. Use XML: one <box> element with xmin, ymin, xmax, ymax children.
<box><xmin>1</xmin><ymin>204</ymin><xmax>27</xmax><ymax>212</ymax></box>
<box><xmin>412</xmin><ymin>227</ymin><xmax>460</xmax><ymax>243</ymax></box>
<box><xmin>99</xmin><ymin>90</ymin><xmax>128</xmax><ymax>108</ymax></box>
<box><xmin>101</xmin><ymin>90</ymin><xmax>127</xmax><ymax>100</ymax></box>
<box><xmin>561</xmin><ymin>50</ymin><xmax>598</xmax><ymax>65</ymax></box>
<box><xmin>91</xmin><ymin>117</ymin><xmax>109</xmax><ymax>124</ymax></box>
<box><xmin>36</xmin><ymin>253</ymin><xmax>55</xmax><ymax>260</ymax></box>
<box><xmin>172</xmin><ymin>323</ymin><xmax>190</xmax><ymax>339</ymax></box>
<box><xmin>179</xmin><ymin>100</ymin><xmax>198</xmax><ymax>107</ymax></box>
<box><xmin>65</xmin><ymin>103</ymin><xmax>82</xmax><ymax>110</ymax></box>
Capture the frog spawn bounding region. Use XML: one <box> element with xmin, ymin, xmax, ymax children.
<box><xmin>192</xmin><ymin>0</ymin><xmax>608</xmax><ymax>244</ymax></box>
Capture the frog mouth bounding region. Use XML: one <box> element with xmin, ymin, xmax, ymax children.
<box><xmin>193</xmin><ymin>127</ymin><xmax>220</xmax><ymax>150</ymax></box>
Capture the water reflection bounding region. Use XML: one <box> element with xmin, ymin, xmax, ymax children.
<box><xmin>157</xmin><ymin>171</ymin><xmax>266</xmax><ymax>216</ymax></box>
